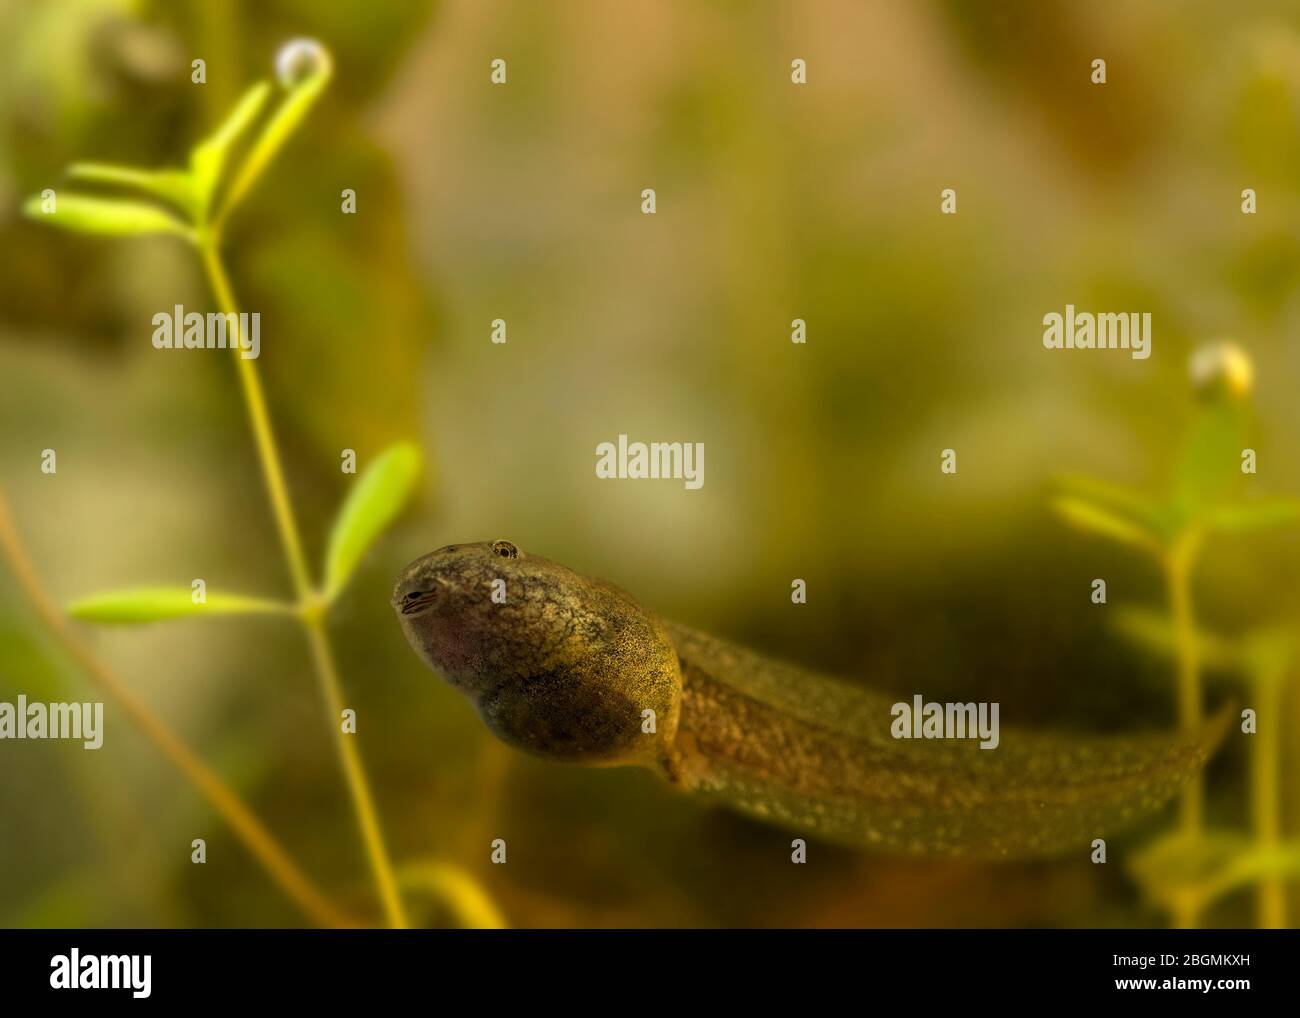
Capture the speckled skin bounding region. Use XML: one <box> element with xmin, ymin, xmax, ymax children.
<box><xmin>393</xmin><ymin>542</ymin><xmax>681</xmax><ymax>769</ymax></box>
<box><xmin>394</xmin><ymin>542</ymin><xmax>1225</xmax><ymax>859</ymax></box>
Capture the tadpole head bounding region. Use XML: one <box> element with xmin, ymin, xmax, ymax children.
<box><xmin>393</xmin><ymin>541</ymin><xmax>519</xmax><ymax>617</ymax></box>
<box><xmin>391</xmin><ymin>541</ymin><xmax>682</xmax><ymax>767</ymax></box>
<box><xmin>391</xmin><ymin>541</ymin><xmax>521</xmax><ymax>679</ymax></box>
<box><xmin>390</xmin><ymin>540</ymin><xmax>553</xmax><ymax>691</ymax></box>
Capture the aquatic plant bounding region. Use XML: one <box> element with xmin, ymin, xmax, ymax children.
<box><xmin>1053</xmin><ymin>342</ymin><xmax>1300</xmax><ymax>927</ymax></box>
<box><xmin>10</xmin><ymin>39</ymin><xmax>499</xmax><ymax>929</ymax></box>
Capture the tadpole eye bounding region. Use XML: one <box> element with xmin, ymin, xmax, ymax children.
<box><xmin>492</xmin><ymin>540</ymin><xmax>518</xmax><ymax>559</ymax></box>
<box><xmin>400</xmin><ymin>589</ymin><xmax>436</xmax><ymax>615</ymax></box>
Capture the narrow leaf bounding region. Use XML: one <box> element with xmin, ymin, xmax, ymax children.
<box><xmin>1223</xmin><ymin>841</ymin><xmax>1300</xmax><ymax>886</ymax></box>
<box><xmin>189</xmin><ymin>81</ymin><xmax>272</xmax><ymax>215</ymax></box>
<box><xmin>1131</xmin><ymin>832</ymin><xmax>1300</xmax><ymax>910</ymax></box>
<box><xmin>68</xmin><ymin>587</ymin><xmax>294</xmax><ymax>624</ymax></box>
<box><xmin>323</xmin><ymin>442</ymin><xmax>421</xmax><ymax>600</ymax></box>
<box><xmin>1205</xmin><ymin>497</ymin><xmax>1300</xmax><ymax>535</ymax></box>
<box><xmin>1054</xmin><ymin>473</ymin><xmax>1171</xmax><ymax>533</ymax></box>
<box><xmin>1111</xmin><ymin>607</ymin><xmax>1239</xmax><ymax>672</ymax></box>
<box><xmin>218</xmin><ymin>63</ymin><xmax>331</xmax><ymax>224</ymax></box>
<box><xmin>1129</xmin><ymin>829</ymin><xmax>1252</xmax><ymax>904</ymax></box>
<box><xmin>67</xmin><ymin>163</ymin><xmax>198</xmax><ymax>220</ymax></box>
<box><xmin>1051</xmin><ymin>496</ymin><xmax>1164</xmax><ymax>554</ymax></box>
<box><xmin>23</xmin><ymin>194</ymin><xmax>191</xmax><ymax>239</ymax></box>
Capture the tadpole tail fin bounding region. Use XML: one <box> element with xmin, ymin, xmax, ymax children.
<box><xmin>666</xmin><ymin>622</ymin><xmax>1232</xmax><ymax>860</ymax></box>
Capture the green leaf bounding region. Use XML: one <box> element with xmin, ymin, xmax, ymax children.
<box><xmin>188</xmin><ymin>81</ymin><xmax>272</xmax><ymax>217</ymax></box>
<box><xmin>1111</xmin><ymin>607</ymin><xmax>1239</xmax><ymax>672</ymax></box>
<box><xmin>322</xmin><ymin>442</ymin><xmax>421</xmax><ymax>601</ymax></box>
<box><xmin>67</xmin><ymin>587</ymin><xmax>294</xmax><ymax>624</ymax></box>
<box><xmin>1131</xmin><ymin>832</ymin><xmax>1300</xmax><ymax>911</ymax></box>
<box><xmin>1056</xmin><ymin>474</ymin><xmax>1160</xmax><ymax>517</ymax></box>
<box><xmin>217</xmin><ymin>62</ymin><xmax>331</xmax><ymax>225</ymax></box>
<box><xmin>1051</xmin><ymin>496</ymin><xmax>1164</xmax><ymax>554</ymax></box>
<box><xmin>1204</xmin><ymin>497</ymin><xmax>1300</xmax><ymax>535</ymax></box>
<box><xmin>1238</xmin><ymin>626</ymin><xmax>1299</xmax><ymax>685</ymax></box>
<box><xmin>67</xmin><ymin>163</ymin><xmax>199</xmax><ymax>221</ymax></box>
<box><xmin>1054</xmin><ymin>473</ymin><xmax>1172</xmax><ymax>532</ymax></box>
<box><xmin>1220</xmin><ymin>841</ymin><xmax>1300</xmax><ymax>890</ymax></box>
<box><xmin>22</xmin><ymin>193</ymin><xmax>191</xmax><ymax>239</ymax></box>
<box><xmin>1129</xmin><ymin>829</ymin><xmax>1252</xmax><ymax>908</ymax></box>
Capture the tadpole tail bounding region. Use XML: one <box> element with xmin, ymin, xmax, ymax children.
<box><xmin>663</xmin><ymin>621</ymin><xmax>1231</xmax><ymax>860</ymax></box>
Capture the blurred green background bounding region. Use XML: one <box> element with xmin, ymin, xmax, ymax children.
<box><xmin>2</xmin><ymin>0</ymin><xmax>1299</xmax><ymax>927</ymax></box>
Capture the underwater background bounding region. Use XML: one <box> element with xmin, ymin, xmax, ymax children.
<box><xmin>1</xmin><ymin>0</ymin><xmax>1299</xmax><ymax>927</ymax></box>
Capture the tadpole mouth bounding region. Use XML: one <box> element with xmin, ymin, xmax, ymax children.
<box><xmin>398</xmin><ymin>589</ymin><xmax>437</xmax><ymax>616</ymax></box>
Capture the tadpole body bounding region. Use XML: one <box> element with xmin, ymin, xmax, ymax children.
<box><xmin>394</xmin><ymin>541</ymin><xmax>1225</xmax><ymax>859</ymax></box>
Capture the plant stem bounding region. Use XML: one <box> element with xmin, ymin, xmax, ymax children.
<box><xmin>199</xmin><ymin>238</ymin><xmax>409</xmax><ymax>929</ymax></box>
<box><xmin>200</xmin><ymin>242</ymin><xmax>312</xmax><ymax>597</ymax></box>
<box><xmin>0</xmin><ymin>492</ymin><xmax>354</xmax><ymax>929</ymax></box>
<box><xmin>302</xmin><ymin>617</ymin><xmax>409</xmax><ymax>927</ymax></box>
<box><xmin>398</xmin><ymin>861</ymin><xmax>508</xmax><ymax>929</ymax></box>
<box><xmin>1251</xmin><ymin>667</ymin><xmax>1285</xmax><ymax>928</ymax></box>
<box><xmin>1165</xmin><ymin>531</ymin><xmax>1204</xmax><ymax>929</ymax></box>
